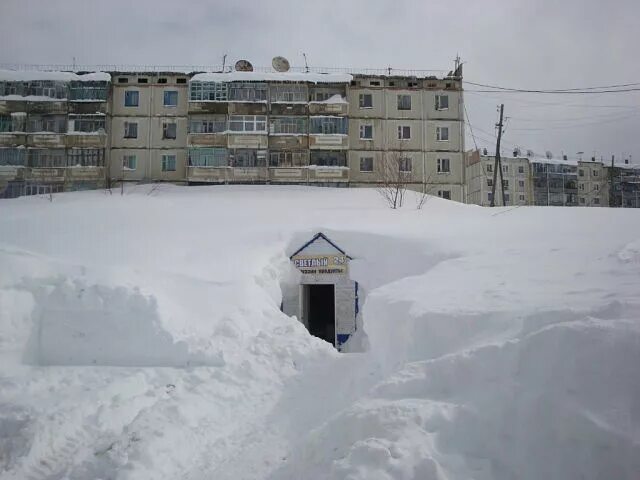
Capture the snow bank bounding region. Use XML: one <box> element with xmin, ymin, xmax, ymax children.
<box><xmin>0</xmin><ymin>186</ymin><xmax>639</xmax><ymax>479</ymax></box>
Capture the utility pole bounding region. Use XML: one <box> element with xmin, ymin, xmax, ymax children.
<box><xmin>609</xmin><ymin>154</ymin><xmax>615</xmax><ymax>207</ymax></box>
<box><xmin>490</xmin><ymin>104</ymin><xmax>505</xmax><ymax>206</ymax></box>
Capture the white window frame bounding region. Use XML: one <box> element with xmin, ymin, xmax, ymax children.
<box><xmin>435</xmin><ymin>94</ymin><xmax>449</xmax><ymax>111</ymax></box>
<box><xmin>229</xmin><ymin>115</ymin><xmax>267</xmax><ymax>133</ymax></box>
<box><xmin>359</xmin><ymin>156</ymin><xmax>374</xmax><ymax>172</ymax></box>
<box><xmin>359</xmin><ymin>124</ymin><xmax>373</xmax><ymax>140</ymax></box>
<box><xmin>397</xmin><ymin>125</ymin><xmax>411</xmax><ymax>140</ymax></box>
<box><xmin>397</xmin><ymin>94</ymin><xmax>411</xmax><ymax>111</ymax></box>
<box><xmin>124</xmin><ymin>121</ymin><xmax>138</xmax><ymax>139</ymax></box>
<box><xmin>163</xmin><ymin>122</ymin><xmax>177</xmax><ymax>140</ymax></box>
<box><xmin>437</xmin><ymin>190</ymin><xmax>451</xmax><ymax>199</ymax></box>
<box><xmin>161</xmin><ymin>154</ymin><xmax>177</xmax><ymax>172</ymax></box>
<box><xmin>359</xmin><ymin>93</ymin><xmax>373</xmax><ymax>109</ymax></box>
<box><xmin>122</xmin><ymin>154</ymin><xmax>137</xmax><ymax>170</ymax></box>
<box><xmin>437</xmin><ymin>157</ymin><xmax>450</xmax><ymax>174</ymax></box>
<box><xmin>163</xmin><ymin>90</ymin><xmax>178</xmax><ymax>107</ymax></box>
<box><xmin>399</xmin><ymin>157</ymin><xmax>412</xmax><ymax>173</ymax></box>
<box><xmin>436</xmin><ymin>126</ymin><xmax>449</xmax><ymax>141</ymax></box>
<box><xmin>124</xmin><ymin>90</ymin><xmax>139</xmax><ymax>107</ymax></box>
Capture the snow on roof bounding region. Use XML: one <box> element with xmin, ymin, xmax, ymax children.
<box><xmin>309</xmin><ymin>94</ymin><xmax>348</xmax><ymax>104</ymax></box>
<box><xmin>190</xmin><ymin>72</ymin><xmax>353</xmax><ymax>84</ymax></box>
<box><xmin>0</xmin><ymin>70</ymin><xmax>110</xmax><ymax>82</ymax></box>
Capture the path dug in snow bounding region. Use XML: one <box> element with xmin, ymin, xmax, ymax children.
<box><xmin>0</xmin><ymin>185</ymin><xmax>639</xmax><ymax>480</ymax></box>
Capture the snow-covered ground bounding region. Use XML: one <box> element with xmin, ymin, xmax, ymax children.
<box><xmin>0</xmin><ymin>185</ymin><xmax>639</xmax><ymax>480</ymax></box>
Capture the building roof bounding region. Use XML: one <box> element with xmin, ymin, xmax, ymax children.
<box><xmin>190</xmin><ymin>72</ymin><xmax>353</xmax><ymax>84</ymax></box>
<box><xmin>0</xmin><ymin>70</ymin><xmax>110</xmax><ymax>82</ymax></box>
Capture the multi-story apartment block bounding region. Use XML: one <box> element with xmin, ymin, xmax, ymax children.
<box><xmin>465</xmin><ymin>149</ymin><xmax>530</xmax><ymax>206</ymax></box>
<box><xmin>0</xmin><ymin>64</ymin><xmax>464</xmax><ymax>199</ymax></box>
<box><xmin>348</xmin><ymin>74</ymin><xmax>464</xmax><ymax>200</ymax></box>
<box><xmin>610</xmin><ymin>162</ymin><xmax>640</xmax><ymax>208</ymax></box>
<box><xmin>0</xmin><ymin>71</ymin><xmax>110</xmax><ymax>198</ymax></box>
<box><xmin>530</xmin><ymin>157</ymin><xmax>579</xmax><ymax>206</ymax></box>
<box><xmin>576</xmin><ymin>160</ymin><xmax>608</xmax><ymax>207</ymax></box>
<box><xmin>109</xmin><ymin>72</ymin><xmax>189</xmax><ymax>183</ymax></box>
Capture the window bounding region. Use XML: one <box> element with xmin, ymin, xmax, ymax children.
<box><xmin>28</xmin><ymin>149</ymin><xmax>66</xmax><ymax>167</ymax></box>
<box><xmin>311</xmin><ymin>89</ymin><xmax>344</xmax><ymax>102</ymax></box>
<box><xmin>270</xmin><ymin>116</ymin><xmax>307</xmax><ymax>135</ymax></box>
<box><xmin>268</xmin><ymin>151</ymin><xmax>307</xmax><ymax>167</ymax></box>
<box><xmin>270</xmin><ymin>84</ymin><xmax>307</xmax><ymax>103</ymax></box>
<box><xmin>176</xmin><ymin>78</ymin><xmax>187</xmax><ymax>84</ymax></box>
<box><xmin>124</xmin><ymin>122</ymin><xmax>138</xmax><ymax>139</ymax></box>
<box><xmin>594</xmin><ymin>184</ymin><xmax>600</xmax><ymax>191</ymax></box>
<box><xmin>435</xmin><ymin>94</ymin><xmax>449</xmax><ymax>110</ymax></box>
<box><xmin>69</xmin><ymin>82</ymin><xmax>108</xmax><ymax>101</ymax></box>
<box><xmin>232</xmin><ymin>149</ymin><xmax>267</xmax><ymax>167</ymax></box>
<box><xmin>438</xmin><ymin>190</ymin><xmax>451</xmax><ymax>200</ymax></box>
<box><xmin>163</xmin><ymin>90</ymin><xmax>178</xmax><ymax>107</ymax></box>
<box><xmin>27</xmin><ymin>116</ymin><xmax>67</xmax><ymax>133</ymax></box>
<box><xmin>370</xmin><ymin>80</ymin><xmax>381</xmax><ymax>86</ymax></box>
<box><xmin>158</xmin><ymin>78</ymin><xmax>168</xmax><ymax>84</ymax></box>
<box><xmin>518</xmin><ymin>166</ymin><xmax>525</xmax><ymax>174</ymax></box>
<box><xmin>437</xmin><ymin>158</ymin><xmax>450</xmax><ymax>173</ymax></box>
<box><xmin>189</xmin><ymin>148</ymin><xmax>229</xmax><ymax>167</ymax></box>
<box><xmin>189</xmin><ymin>115</ymin><xmax>226</xmax><ymax>133</ymax></box>
<box><xmin>594</xmin><ymin>197</ymin><xmax>600</xmax><ymax>204</ymax></box>
<box><xmin>190</xmin><ymin>82</ymin><xmax>228</xmax><ymax>101</ymax></box>
<box><xmin>397</xmin><ymin>94</ymin><xmax>411</xmax><ymax>110</ymax></box>
<box><xmin>503</xmin><ymin>180</ymin><xmax>509</xmax><ymax>189</ymax></box>
<box><xmin>310</xmin><ymin>151</ymin><xmax>346</xmax><ymax>166</ymax></box>
<box><xmin>123</xmin><ymin>155</ymin><xmax>137</xmax><ymax>170</ymax></box>
<box><xmin>163</xmin><ymin>122</ymin><xmax>177</xmax><ymax>139</ymax></box>
<box><xmin>359</xmin><ymin>124</ymin><xmax>373</xmax><ymax>140</ymax></box>
<box><xmin>67</xmin><ymin>149</ymin><xmax>105</xmax><ymax>167</ymax></box>
<box><xmin>579</xmin><ymin>183</ymin><xmax>585</xmax><ymax>191</ymax></box>
<box><xmin>399</xmin><ymin>157</ymin><xmax>412</xmax><ymax>172</ymax></box>
<box><xmin>118</xmin><ymin>77</ymin><xmax>128</xmax><ymax>84</ymax></box>
<box><xmin>488</xmin><ymin>192</ymin><xmax>493</xmax><ymax>202</ymax></box>
<box><xmin>580</xmin><ymin>197</ymin><xmax>586</xmax><ymax>204</ymax></box>
<box><xmin>229</xmin><ymin>115</ymin><xmax>267</xmax><ymax>133</ymax></box>
<box><xmin>486</xmin><ymin>163</ymin><xmax>493</xmax><ymax>172</ymax></box>
<box><xmin>309</xmin><ymin>117</ymin><xmax>348</xmax><ymax>135</ymax></box>
<box><xmin>397</xmin><ymin>125</ymin><xmax>411</xmax><ymax>140</ymax></box>
<box><xmin>124</xmin><ymin>90</ymin><xmax>139</xmax><ymax>107</ymax></box>
<box><xmin>137</xmin><ymin>78</ymin><xmax>148</xmax><ymax>84</ymax></box>
<box><xmin>519</xmin><ymin>194</ymin><xmax>525</xmax><ymax>201</ymax></box>
<box><xmin>504</xmin><ymin>193</ymin><xmax>510</xmax><ymax>203</ymax></box>
<box><xmin>436</xmin><ymin>126</ymin><xmax>449</xmax><ymax>141</ymax></box>
<box><xmin>359</xmin><ymin>93</ymin><xmax>373</xmax><ymax>108</ymax></box>
<box><xmin>161</xmin><ymin>154</ymin><xmax>177</xmax><ymax>171</ymax></box>
<box><xmin>518</xmin><ymin>180</ymin><xmax>525</xmax><ymax>188</ymax></box>
<box><xmin>229</xmin><ymin>83</ymin><xmax>268</xmax><ymax>102</ymax></box>
<box><xmin>502</xmin><ymin>165</ymin><xmax>509</xmax><ymax>173</ymax></box>
<box><xmin>578</xmin><ymin>169</ymin><xmax>584</xmax><ymax>177</ymax></box>
<box><xmin>0</xmin><ymin>148</ymin><xmax>26</xmax><ymax>166</ymax></box>
<box><xmin>69</xmin><ymin>115</ymin><xmax>105</xmax><ymax>133</ymax></box>
<box><xmin>487</xmin><ymin>178</ymin><xmax>493</xmax><ymax>187</ymax></box>
<box><xmin>360</xmin><ymin>157</ymin><xmax>374</xmax><ymax>172</ymax></box>
<box><xmin>593</xmin><ymin>170</ymin><xmax>599</xmax><ymax>177</ymax></box>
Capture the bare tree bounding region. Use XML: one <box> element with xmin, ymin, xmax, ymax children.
<box><xmin>415</xmin><ymin>175</ymin><xmax>436</xmax><ymax>210</ymax></box>
<box><xmin>376</xmin><ymin>150</ymin><xmax>412</xmax><ymax>209</ymax></box>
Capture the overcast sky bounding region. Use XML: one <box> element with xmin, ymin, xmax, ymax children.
<box><xmin>1</xmin><ymin>0</ymin><xmax>639</xmax><ymax>162</ymax></box>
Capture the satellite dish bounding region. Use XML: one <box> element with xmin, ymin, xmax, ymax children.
<box><xmin>272</xmin><ymin>56</ymin><xmax>291</xmax><ymax>72</ymax></box>
<box><xmin>234</xmin><ymin>60</ymin><xmax>254</xmax><ymax>72</ymax></box>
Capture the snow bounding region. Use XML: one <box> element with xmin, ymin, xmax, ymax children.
<box><xmin>0</xmin><ymin>70</ymin><xmax>110</xmax><ymax>82</ymax></box>
<box><xmin>0</xmin><ymin>185</ymin><xmax>639</xmax><ymax>479</ymax></box>
<box><xmin>309</xmin><ymin>94</ymin><xmax>348</xmax><ymax>104</ymax></box>
<box><xmin>0</xmin><ymin>95</ymin><xmax>67</xmax><ymax>102</ymax></box>
<box><xmin>191</xmin><ymin>71</ymin><xmax>353</xmax><ymax>83</ymax></box>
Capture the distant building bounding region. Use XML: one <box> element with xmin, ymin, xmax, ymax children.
<box><xmin>609</xmin><ymin>162</ymin><xmax>640</xmax><ymax>208</ymax></box>
<box><xmin>465</xmin><ymin>149</ymin><xmax>530</xmax><ymax>206</ymax></box>
<box><xmin>0</xmin><ymin>71</ymin><xmax>110</xmax><ymax>198</ymax></box>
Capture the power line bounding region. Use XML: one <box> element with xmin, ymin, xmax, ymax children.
<box><xmin>463</xmin><ymin>102</ymin><xmax>478</xmax><ymax>151</ymax></box>
<box><xmin>465</xmin><ymin>90</ymin><xmax>640</xmax><ymax>109</ymax></box>
<box><xmin>465</xmin><ymin>88</ymin><xmax>640</xmax><ymax>94</ymax></box>
<box><xmin>465</xmin><ymin>80</ymin><xmax>640</xmax><ymax>93</ymax></box>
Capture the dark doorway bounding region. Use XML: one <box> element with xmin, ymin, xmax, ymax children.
<box><xmin>303</xmin><ymin>284</ymin><xmax>335</xmax><ymax>346</ymax></box>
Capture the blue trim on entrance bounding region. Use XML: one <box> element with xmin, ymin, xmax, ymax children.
<box><xmin>337</xmin><ymin>334</ymin><xmax>350</xmax><ymax>348</ymax></box>
<box><xmin>289</xmin><ymin>232</ymin><xmax>353</xmax><ymax>260</ymax></box>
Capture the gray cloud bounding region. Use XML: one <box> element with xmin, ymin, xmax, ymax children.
<box><xmin>1</xmin><ymin>0</ymin><xmax>639</xmax><ymax>161</ymax></box>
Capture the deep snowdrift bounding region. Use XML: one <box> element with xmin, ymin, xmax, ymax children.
<box><xmin>0</xmin><ymin>185</ymin><xmax>639</xmax><ymax>480</ymax></box>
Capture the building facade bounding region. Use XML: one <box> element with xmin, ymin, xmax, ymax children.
<box><xmin>466</xmin><ymin>149</ymin><xmax>530</xmax><ymax>206</ymax></box>
<box><xmin>0</xmin><ymin>65</ymin><xmax>464</xmax><ymax>199</ymax></box>
<box><xmin>0</xmin><ymin>71</ymin><xmax>110</xmax><ymax>198</ymax></box>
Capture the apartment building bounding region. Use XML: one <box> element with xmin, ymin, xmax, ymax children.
<box><xmin>610</xmin><ymin>162</ymin><xmax>640</xmax><ymax>208</ymax></box>
<box><xmin>576</xmin><ymin>160</ymin><xmax>608</xmax><ymax>207</ymax></box>
<box><xmin>348</xmin><ymin>73</ymin><xmax>464</xmax><ymax>200</ymax></box>
<box><xmin>0</xmin><ymin>70</ymin><xmax>110</xmax><ymax>198</ymax></box>
<box><xmin>530</xmin><ymin>157</ymin><xmax>579</xmax><ymax>206</ymax></box>
<box><xmin>466</xmin><ymin>149</ymin><xmax>530</xmax><ymax>206</ymax></box>
<box><xmin>109</xmin><ymin>72</ymin><xmax>189</xmax><ymax>183</ymax></box>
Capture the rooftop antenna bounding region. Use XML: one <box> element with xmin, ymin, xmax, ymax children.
<box><xmin>234</xmin><ymin>59</ymin><xmax>254</xmax><ymax>72</ymax></box>
<box><xmin>272</xmin><ymin>56</ymin><xmax>291</xmax><ymax>72</ymax></box>
<box><xmin>72</xmin><ymin>56</ymin><xmax>76</xmax><ymax>71</ymax></box>
<box><xmin>454</xmin><ymin>53</ymin><xmax>460</xmax><ymax>71</ymax></box>
<box><xmin>302</xmin><ymin>53</ymin><xmax>310</xmax><ymax>73</ymax></box>
<box><xmin>221</xmin><ymin>54</ymin><xmax>227</xmax><ymax>73</ymax></box>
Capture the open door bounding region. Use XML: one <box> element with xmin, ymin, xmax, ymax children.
<box><xmin>302</xmin><ymin>284</ymin><xmax>336</xmax><ymax>346</ymax></box>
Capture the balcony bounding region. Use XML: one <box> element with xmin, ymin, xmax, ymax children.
<box><xmin>0</xmin><ymin>133</ymin><xmax>27</xmax><ymax>147</ymax></box>
<box><xmin>309</xmin><ymin>134</ymin><xmax>349</xmax><ymax>150</ymax></box>
<box><xmin>26</xmin><ymin>167</ymin><xmax>66</xmax><ymax>182</ymax></box>
<box><xmin>268</xmin><ymin>135</ymin><xmax>308</xmax><ymax>150</ymax></box>
<box><xmin>188</xmin><ymin>132</ymin><xmax>228</xmax><ymax>147</ymax></box>
<box><xmin>187</xmin><ymin>102</ymin><xmax>229</xmax><ymax>114</ymax></box>
<box><xmin>269</xmin><ymin>167</ymin><xmax>309</xmax><ymax>183</ymax></box>
<box><xmin>67</xmin><ymin>166</ymin><xmax>105</xmax><ymax>180</ymax></box>
<box><xmin>309</xmin><ymin>97</ymin><xmax>349</xmax><ymax>116</ymax></box>
<box><xmin>27</xmin><ymin>133</ymin><xmax>66</xmax><ymax>148</ymax></box>
<box><xmin>227</xmin><ymin>133</ymin><xmax>268</xmax><ymax>149</ymax></box>
<box><xmin>308</xmin><ymin>166</ymin><xmax>349</xmax><ymax>183</ymax></box>
<box><xmin>186</xmin><ymin>166</ymin><xmax>269</xmax><ymax>183</ymax></box>
<box><xmin>65</xmin><ymin>132</ymin><xmax>107</xmax><ymax>148</ymax></box>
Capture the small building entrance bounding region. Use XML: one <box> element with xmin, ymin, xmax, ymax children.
<box><xmin>303</xmin><ymin>284</ymin><xmax>336</xmax><ymax>345</ymax></box>
<box><xmin>285</xmin><ymin>232</ymin><xmax>359</xmax><ymax>351</ymax></box>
